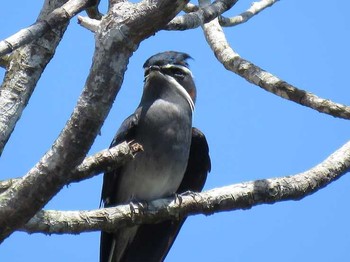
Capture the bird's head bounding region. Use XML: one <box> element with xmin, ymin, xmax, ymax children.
<box><xmin>143</xmin><ymin>51</ymin><xmax>196</xmax><ymax>111</ymax></box>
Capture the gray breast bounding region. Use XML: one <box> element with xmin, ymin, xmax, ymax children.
<box><xmin>116</xmin><ymin>99</ymin><xmax>192</xmax><ymax>202</ymax></box>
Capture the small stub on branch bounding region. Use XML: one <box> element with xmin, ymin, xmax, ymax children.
<box><xmin>129</xmin><ymin>142</ymin><xmax>143</xmax><ymax>156</ymax></box>
<box><xmin>77</xmin><ymin>15</ymin><xmax>101</xmax><ymax>32</ymax></box>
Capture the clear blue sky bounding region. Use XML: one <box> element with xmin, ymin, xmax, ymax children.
<box><xmin>1</xmin><ymin>1</ymin><xmax>350</xmax><ymax>261</ymax></box>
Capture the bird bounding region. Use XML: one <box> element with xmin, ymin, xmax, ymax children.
<box><xmin>100</xmin><ymin>51</ymin><xmax>211</xmax><ymax>262</ymax></box>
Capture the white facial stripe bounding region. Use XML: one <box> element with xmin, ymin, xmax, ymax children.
<box><xmin>162</xmin><ymin>64</ymin><xmax>193</xmax><ymax>77</ymax></box>
<box><xmin>164</xmin><ymin>74</ymin><xmax>195</xmax><ymax>112</ymax></box>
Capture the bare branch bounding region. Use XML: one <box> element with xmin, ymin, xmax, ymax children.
<box><xmin>71</xmin><ymin>142</ymin><xmax>143</xmax><ymax>183</ymax></box>
<box><xmin>183</xmin><ymin>3</ymin><xmax>199</xmax><ymax>13</ymax></box>
<box><xmin>0</xmin><ymin>142</ymin><xmax>143</xmax><ymax>194</ymax></box>
<box><xmin>165</xmin><ymin>0</ymin><xmax>238</xmax><ymax>31</ymax></box>
<box><xmin>220</xmin><ymin>0</ymin><xmax>279</xmax><ymax>27</ymax></box>
<box><xmin>78</xmin><ymin>15</ymin><xmax>101</xmax><ymax>32</ymax></box>
<box><xmin>0</xmin><ymin>0</ymin><xmax>188</xmax><ymax>243</ymax></box>
<box><xmin>21</xmin><ymin>138</ymin><xmax>350</xmax><ymax>234</ymax></box>
<box><xmin>0</xmin><ymin>0</ymin><xmax>91</xmax><ymax>58</ymax></box>
<box><xmin>202</xmin><ymin>15</ymin><xmax>350</xmax><ymax>119</ymax></box>
<box><xmin>0</xmin><ymin>0</ymin><xmax>80</xmax><ymax>157</ymax></box>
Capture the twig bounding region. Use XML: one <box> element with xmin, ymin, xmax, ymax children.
<box><xmin>165</xmin><ymin>0</ymin><xmax>238</xmax><ymax>31</ymax></box>
<box><xmin>220</xmin><ymin>0</ymin><xmax>279</xmax><ymax>27</ymax></box>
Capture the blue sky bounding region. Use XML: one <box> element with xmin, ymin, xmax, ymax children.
<box><xmin>1</xmin><ymin>1</ymin><xmax>350</xmax><ymax>261</ymax></box>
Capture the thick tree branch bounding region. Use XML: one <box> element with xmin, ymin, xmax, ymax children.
<box><xmin>0</xmin><ymin>0</ymin><xmax>188</xmax><ymax>243</ymax></box>
<box><xmin>78</xmin><ymin>15</ymin><xmax>101</xmax><ymax>32</ymax></box>
<box><xmin>219</xmin><ymin>0</ymin><xmax>279</xmax><ymax>27</ymax></box>
<box><xmin>202</xmin><ymin>14</ymin><xmax>350</xmax><ymax>119</ymax></box>
<box><xmin>0</xmin><ymin>0</ymin><xmax>91</xmax><ymax>58</ymax></box>
<box><xmin>21</xmin><ymin>138</ymin><xmax>350</xmax><ymax>234</ymax></box>
<box><xmin>0</xmin><ymin>0</ymin><xmax>72</xmax><ymax>157</ymax></box>
<box><xmin>165</xmin><ymin>0</ymin><xmax>238</xmax><ymax>31</ymax></box>
<box><xmin>0</xmin><ymin>142</ymin><xmax>142</xmax><ymax>194</ymax></box>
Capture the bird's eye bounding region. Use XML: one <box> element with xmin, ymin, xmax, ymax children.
<box><xmin>172</xmin><ymin>68</ymin><xmax>186</xmax><ymax>77</ymax></box>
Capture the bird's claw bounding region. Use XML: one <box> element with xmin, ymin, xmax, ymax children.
<box><xmin>129</xmin><ymin>200</ymin><xmax>148</xmax><ymax>222</ymax></box>
<box><xmin>174</xmin><ymin>193</ymin><xmax>183</xmax><ymax>206</ymax></box>
<box><xmin>180</xmin><ymin>190</ymin><xmax>198</xmax><ymax>200</ymax></box>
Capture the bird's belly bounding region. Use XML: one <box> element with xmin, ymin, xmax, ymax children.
<box><xmin>116</xmin><ymin>142</ymin><xmax>190</xmax><ymax>202</ymax></box>
<box><xmin>116</xmin><ymin>102</ymin><xmax>192</xmax><ymax>202</ymax></box>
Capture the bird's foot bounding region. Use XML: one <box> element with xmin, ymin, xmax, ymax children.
<box><xmin>180</xmin><ymin>190</ymin><xmax>198</xmax><ymax>200</ymax></box>
<box><xmin>171</xmin><ymin>193</ymin><xmax>184</xmax><ymax>221</ymax></box>
<box><xmin>174</xmin><ymin>191</ymin><xmax>198</xmax><ymax>206</ymax></box>
<box><xmin>129</xmin><ymin>200</ymin><xmax>148</xmax><ymax>222</ymax></box>
<box><xmin>174</xmin><ymin>193</ymin><xmax>183</xmax><ymax>206</ymax></box>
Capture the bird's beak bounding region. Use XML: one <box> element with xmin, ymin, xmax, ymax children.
<box><xmin>144</xmin><ymin>65</ymin><xmax>161</xmax><ymax>78</ymax></box>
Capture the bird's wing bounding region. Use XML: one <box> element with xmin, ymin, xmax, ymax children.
<box><xmin>100</xmin><ymin>111</ymin><xmax>140</xmax><ymax>262</ymax></box>
<box><xmin>100</xmin><ymin>111</ymin><xmax>139</xmax><ymax>206</ymax></box>
<box><xmin>109</xmin><ymin>127</ymin><xmax>211</xmax><ymax>262</ymax></box>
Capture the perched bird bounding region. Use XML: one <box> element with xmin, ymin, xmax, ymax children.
<box><xmin>100</xmin><ymin>51</ymin><xmax>211</xmax><ymax>262</ymax></box>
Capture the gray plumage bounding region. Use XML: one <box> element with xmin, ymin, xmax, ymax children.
<box><xmin>100</xmin><ymin>51</ymin><xmax>210</xmax><ymax>262</ymax></box>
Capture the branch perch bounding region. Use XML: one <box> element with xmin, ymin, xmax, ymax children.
<box><xmin>21</xmin><ymin>138</ymin><xmax>350</xmax><ymax>234</ymax></box>
<box><xmin>0</xmin><ymin>141</ymin><xmax>142</xmax><ymax>194</ymax></box>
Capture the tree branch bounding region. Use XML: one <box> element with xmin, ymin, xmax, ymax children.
<box><xmin>21</xmin><ymin>138</ymin><xmax>350</xmax><ymax>234</ymax></box>
<box><xmin>0</xmin><ymin>0</ymin><xmax>73</xmax><ymax>157</ymax></box>
<box><xmin>183</xmin><ymin>3</ymin><xmax>199</xmax><ymax>13</ymax></box>
<box><xmin>0</xmin><ymin>0</ymin><xmax>91</xmax><ymax>58</ymax></box>
<box><xmin>0</xmin><ymin>141</ymin><xmax>142</xmax><ymax>194</ymax></box>
<box><xmin>202</xmin><ymin>13</ymin><xmax>350</xmax><ymax>119</ymax></box>
<box><xmin>219</xmin><ymin>0</ymin><xmax>279</xmax><ymax>27</ymax></box>
<box><xmin>0</xmin><ymin>0</ymin><xmax>188</xmax><ymax>243</ymax></box>
<box><xmin>71</xmin><ymin>142</ymin><xmax>142</xmax><ymax>183</ymax></box>
<box><xmin>165</xmin><ymin>0</ymin><xmax>238</xmax><ymax>31</ymax></box>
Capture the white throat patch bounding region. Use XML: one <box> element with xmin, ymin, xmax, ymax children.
<box><xmin>164</xmin><ymin>73</ymin><xmax>195</xmax><ymax>112</ymax></box>
<box><xmin>144</xmin><ymin>64</ymin><xmax>195</xmax><ymax>112</ymax></box>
